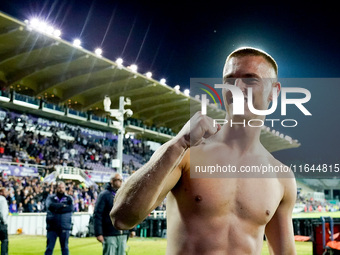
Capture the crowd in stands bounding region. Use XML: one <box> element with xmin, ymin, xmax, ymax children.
<box><xmin>0</xmin><ymin>175</ymin><xmax>103</xmax><ymax>214</ymax></box>
<box><xmin>0</xmin><ymin>174</ymin><xmax>168</xmax><ymax>214</ymax></box>
<box><xmin>0</xmin><ymin>109</ymin><xmax>160</xmax><ymax>214</ymax></box>
<box><xmin>296</xmin><ymin>191</ymin><xmax>340</xmax><ymax>213</ymax></box>
<box><xmin>3</xmin><ymin>171</ymin><xmax>340</xmax><ymax>215</ymax></box>
<box><xmin>0</xmin><ymin>110</ymin><xmax>155</xmax><ymax>175</ymax></box>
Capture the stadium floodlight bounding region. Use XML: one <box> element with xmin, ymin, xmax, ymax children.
<box><xmin>37</xmin><ymin>21</ymin><xmax>47</xmax><ymax>32</ymax></box>
<box><xmin>27</xmin><ymin>18</ymin><xmax>61</xmax><ymax>38</ymax></box>
<box><xmin>160</xmin><ymin>78</ymin><xmax>166</xmax><ymax>85</ymax></box>
<box><xmin>184</xmin><ymin>89</ymin><xmax>190</xmax><ymax>96</ymax></box>
<box><xmin>174</xmin><ymin>85</ymin><xmax>180</xmax><ymax>94</ymax></box>
<box><xmin>145</xmin><ymin>72</ymin><xmax>152</xmax><ymax>78</ymax></box>
<box><xmin>95</xmin><ymin>48</ymin><xmax>102</xmax><ymax>56</ymax></box>
<box><xmin>29</xmin><ymin>18</ymin><xmax>40</xmax><ymax>28</ymax></box>
<box><xmin>73</xmin><ymin>39</ymin><xmax>81</xmax><ymax>47</ymax></box>
<box><xmin>116</xmin><ymin>58</ymin><xmax>123</xmax><ymax>65</ymax></box>
<box><xmin>46</xmin><ymin>25</ymin><xmax>55</xmax><ymax>35</ymax></box>
<box><xmin>53</xmin><ymin>29</ymin><xmax>61</xmax><ymax>38</ymax></box>
<box><xmin>129</xmin><ymin>64</ymin><xmax>138</xmax><ymax>73</ymax></box>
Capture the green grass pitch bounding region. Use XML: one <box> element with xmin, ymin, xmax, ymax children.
<box><xmin>6</xmin><ymin>212</ymin><xmax>340</xmax><ymax>254</ymax></box>
<box><xmin>7</xmin><ymin>235</ymin><xmax>312</xmax><ymax>255</ymax></box>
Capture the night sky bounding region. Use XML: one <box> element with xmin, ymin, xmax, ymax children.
<box><xmin>0</xmin><ymin>1</ymin><xmax>339</xmax><ymax>177</ymax></box>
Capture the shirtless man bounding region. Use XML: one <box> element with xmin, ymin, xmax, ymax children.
<box><xmin>110</xmin><ymin>47</ymin><xmax>297</xmax><ymax>255</ymax></box>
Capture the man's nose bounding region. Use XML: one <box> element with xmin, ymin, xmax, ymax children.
<box><xmin>234</xmin><ymin>78</ymin><xmax>246</xmax><ymax>92</ymax></box>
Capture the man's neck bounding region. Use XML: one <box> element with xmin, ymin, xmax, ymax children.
<box><xmin>218</xmin><ymin>117</ymin><xmax>263</xmax><ymax>154</ymax></box>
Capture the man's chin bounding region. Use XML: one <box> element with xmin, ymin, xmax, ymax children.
<box><xmin>231</xmin><ymin>113</ymin><xmax>265</xmax><ymax>123</ymax></box>
<box><xmin>232</xmin><ymin>113</ymin><xmax>253</xmax><ymax>121</ymax></box>
<box><xmin>56</xmin><ymin>192</ymin><xmax>64</xmax><ymax>197</ymax></box>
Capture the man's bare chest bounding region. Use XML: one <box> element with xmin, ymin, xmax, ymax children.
<box><xmin>173</xmin><ymin>176</ymin><xmax>283</xmax><ymax>226</ymax></box>
<box><xmin>174</xmin><ymin>149</ymin><xmax>284</xmax><ymax>226</ymax></box>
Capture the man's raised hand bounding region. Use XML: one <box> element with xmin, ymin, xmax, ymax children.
<box><xmin>177</xmin><ymin>111</ymin><xmax>221</xmax><ymax>148</ymax></box>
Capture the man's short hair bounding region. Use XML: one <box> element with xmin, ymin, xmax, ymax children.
<box><xmin>110</xmin><ymin>173</ymin><xmax>120</xmax><ymax>181</ymax></box>
<box><xmin>226</xmin><ymin>47</ymin><xmax>278</xmax><ymax>76</ymax></box>
<box><xmin>57</xmin><ymin>181</ymin><xmax>65</xmax><ymax>186</ymax></box>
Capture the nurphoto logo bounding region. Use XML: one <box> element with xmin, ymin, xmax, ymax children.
<box><xmin>200</xmin><ymin>83</ymin><xmax>312</xmax><ymax>128</ymax></box>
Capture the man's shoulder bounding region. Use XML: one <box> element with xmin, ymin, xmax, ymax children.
<box><xmin>98</xmin><ymin>189</ymin><xmax>112</xmax><ymax>199</ymax></box>
<box><xmin>268</xmin><ymin>156</ymin><xmax>296</xmax><ymax>179</ymax></box>
<box><xmin>268</xmin><ymin>156</ymin><xmax>296</xmax><ymax>198</ymax></box>
<box><xmin>47</xmin><ymin>194</ymin><xmax>56</xmax><ymax>199</ymax></box>
<box><xmin>187</xmin><ymin>141</ymin><xmax>227</xmax><ymax>159</ymax></box>
<box><xmin>64</xmin><ymin>193</ymin><xmax>74</xmax><ymax>201</ymax></box>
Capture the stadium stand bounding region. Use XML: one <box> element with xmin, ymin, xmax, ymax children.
<box><xmin>0</xmin><ymin>106</ymin><xmax>159</xmax><ymax>217</ymax></box>
<box><xmin>0</xmin><ymin>175</ymin><xmax>100</xmax><ymax>213</ymax></box>
<box><xmin>0</xmin><ymin>108</ymin><xmax>154</xmax><ymax>175</ymax></box>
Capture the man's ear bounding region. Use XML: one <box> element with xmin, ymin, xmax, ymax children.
<box><xmin>268</xmin><ymin>82</ymin><xmax>281</xmax><ymax>102</ymax></box>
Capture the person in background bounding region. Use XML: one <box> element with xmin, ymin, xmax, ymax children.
<box><xmin>17</xmin><ymin>202</ymin><xmax>24</xmax><ymax>213</ymax></box>
<box><xmin>9</xmin><ymin>200</ymin><xmax>17</xmax><ymax>214</ymax></box>
<box><xmin>0</xmin><ymin>187</ymin><xmax>9</xmax><ymax>255</ymax></box>
<box><xmin>94</xmin><ymin>174</ymin><xmax>135</xmax><ymax>255</ymax></box>
<box><xmin>36</xmin><ymin>201</ymin><xmax>43</xmax><ymax>212</ymax></box>
<box><xmin>27</xmin><ymin>199</ymin><xmax>37</xmax><ymax>213</ymax></box>
<box><xmin>44</xmin><ymin>181</ymin><xmax>73</xmax><ymax>255</ymax></box>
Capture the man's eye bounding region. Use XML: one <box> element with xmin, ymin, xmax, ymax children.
<box><xmin>243</xmin><ymin>78</ymin><xmax>259</xmax><ymax>85</ymax></box>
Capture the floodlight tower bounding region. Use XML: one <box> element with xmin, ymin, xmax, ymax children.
<box><xmin>104</xmin><ymin>96</ymin><xmax>132</xmax><ymax>174</ymax></box>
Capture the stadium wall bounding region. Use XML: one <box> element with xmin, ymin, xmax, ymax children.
<box><xmin>7</xmin><ymin>213</ymin><xmax>91</xmax><ymax>236</ymax></box>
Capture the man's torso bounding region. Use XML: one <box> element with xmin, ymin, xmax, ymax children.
<box><xmin>166</xmin><ymin>142</ymin><xmax>286</xmax><ymax>255</ymax></box>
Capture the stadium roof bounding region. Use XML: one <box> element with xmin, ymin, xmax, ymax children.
<box><xmin>298</xmin><ymin>178</ymin><xmax>340</xmax><ymax>191</ymax></box>
<box><xmin>0</xmin><ymin>11</ymin><xmax>300</xmax><ymax>152</ymax></box>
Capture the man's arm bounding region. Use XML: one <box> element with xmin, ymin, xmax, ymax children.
<box><xmin>110</xmin><ymin>112</ymin><xmax>219</xmax><ymax>230</ymax></box>
<box><xmin>265</xmin><ymin>175</ymin><xmax>297</xmax><ymax>255</ymax></box>
<box><xmin>111</xmin><ymin>138</ymin><xmax>186</xmax><ymax>230</ymax></box>
<box><xmin>45</xmin><ymin>195</ymin><xmax>56</xmax><ymax>212</ymax></box>
<box><xmin>46</xmin><ymin>195</ymin><xmax>73</xmax><ymax>213</ymax></box>
<box><xmin>56</xmin><ymin>196</ymin><xmax>74</xmax><ymax>213</ymax></box>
